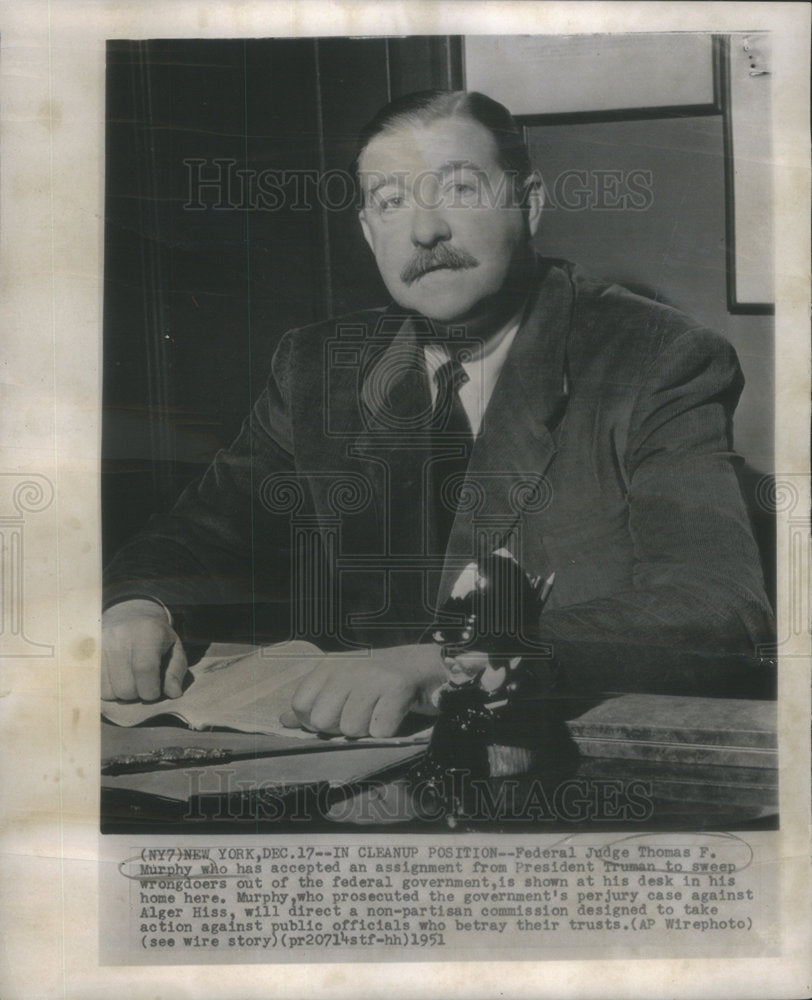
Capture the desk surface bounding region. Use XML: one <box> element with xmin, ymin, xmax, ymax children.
<box><xmin>101</xmin><ymin>689</ymin><xmax>777</xmax><ymax>833</ymax></box>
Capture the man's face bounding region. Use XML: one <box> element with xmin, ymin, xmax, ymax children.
<box><xmin>358</xmin><ymin>116</ymin><xmax>541</xmax><ymax>328</ymax></box>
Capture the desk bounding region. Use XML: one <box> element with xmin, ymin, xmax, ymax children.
<box><xmin>101</xmin><ymin>689</ymin><xmax>777</xmax><ymax>833</ymax></box>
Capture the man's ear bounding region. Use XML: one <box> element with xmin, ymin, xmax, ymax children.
<box><xmin>525</xmin><ymin>171</ymin><xmax>544</xmax><ymax>238</ymax></box>
<box><xmin>359</xmin><ymin>210</ymin><xmax>374</xmax><ymax>252</ymax></box>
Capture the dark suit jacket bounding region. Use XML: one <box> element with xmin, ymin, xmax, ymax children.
<box><xmin>104</xmin><ymin>259</ymin><xmax>775</xmax><ymax>695</ymax></box>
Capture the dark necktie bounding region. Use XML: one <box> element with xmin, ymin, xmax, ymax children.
<box><xmin>429</xmin><ymin>358</ymin><xmax>473</xmax><ymax>554</ymax></box>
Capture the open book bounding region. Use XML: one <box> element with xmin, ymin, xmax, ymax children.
<box><xmin>101</xmin><ymin>640</ymin><xmax>432</xmax><ymax>745</ymax></box>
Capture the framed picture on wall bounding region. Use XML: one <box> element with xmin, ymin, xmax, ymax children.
<box><xmin>721</xmin><ymin>32</ymin><xmax>774</xmax><ymax>313</ymax></box>
<box><xmin>464</xmin><ymin>32</ymin><xmax>774</xmax><ymax>313</ymax></box>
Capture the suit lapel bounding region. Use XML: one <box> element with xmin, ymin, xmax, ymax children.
<box><xmin>351</xmin><ymin>309</ymin><xmax>434</xmax><ymax>551</ymax></box>
<box><xmin>437</xmin><ymin>262</ymin><xmax>574</xmax><ymax>605</ymax></box>
<box><xmin>347</xmin><ymin>310</ymin><xmax>441</xmax><ymax>636</ymax></box>
<box><xmin>309</xmin><ymin>304</ymin><xmax>432</xmax><ymax>535</ymax></box>
<box><xmin>305</xmin><ymin>262</ymin><xmax>575</xmax><ymax>626</ymax></box>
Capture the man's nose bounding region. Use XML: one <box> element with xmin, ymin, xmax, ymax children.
<box><xmin>410</xmin><ymin>203</ymin><xmax>451</xmax><ymax>247</ymax></box>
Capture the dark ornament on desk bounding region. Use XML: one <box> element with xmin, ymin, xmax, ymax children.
<box><xmin>409</xmin><ymin>548</ymin><xmax>556</xmax><ymax>825</ymax></box>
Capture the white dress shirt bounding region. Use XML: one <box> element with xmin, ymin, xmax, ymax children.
<box><xmin>423</xmin><ymin>307</ymin><xmax>524</xmax><ymax>436</ymax></box>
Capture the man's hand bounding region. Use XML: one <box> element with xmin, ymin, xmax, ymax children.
<box><xmin>101</xmin><ymin>599</ymin><xmax>188</xmax><ymax>702</ymax></box>
<box><xmin>279</xmin><ymin>644</ymin><xmax>445</xmax><ymax>738</ymax></box>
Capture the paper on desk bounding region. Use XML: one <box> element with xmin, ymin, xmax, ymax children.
<box><xmin>101</xmin><ymin>640</ymin><xmax>432</xmax><ymax>744</ymax></box>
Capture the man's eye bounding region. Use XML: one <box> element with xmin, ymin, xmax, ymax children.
<box><xmin>378</xmin><ymin>194</ymin><xmax>405</xmax><ymax>212</ymax></box>
<box><xmin>445</xmin><ymin>181</ymin><xmax>478</xmax><ymax>202</ymax></box>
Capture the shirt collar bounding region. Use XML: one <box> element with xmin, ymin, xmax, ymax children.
<box><xmin>423</xmin><ymin>303</ymin><xmax>526</xmax><ymax>435</ymax></box>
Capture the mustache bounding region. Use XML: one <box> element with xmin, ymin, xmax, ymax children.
<box><xmin>400</xmin><ymin>244</ymin><xmax>480</xmax><ymax>285</ymax></box>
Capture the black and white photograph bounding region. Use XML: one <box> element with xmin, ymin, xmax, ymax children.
<box><xmin>100</xmin><ymin>32</ymin><xmax>778</xmax><ymax>834</ymax></box>
<box><xmin>1</xmin><ymin>1</ymin><xmax>809</xmax><ymax>996</ymax></box>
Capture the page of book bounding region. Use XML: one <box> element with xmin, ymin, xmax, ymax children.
<box><xmin>101</xmin><ymin>641</ymin><xmax>433</xmax><ymax>743</ymax></box>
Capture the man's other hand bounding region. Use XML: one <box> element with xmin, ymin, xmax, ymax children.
<box><xmin>101</xmin><ymin>599</ymin><xmax>188</xmax><ymax>702</ymax></box>
<box><xmin>279</xmin><ymin>644</ymin><xmax>445</xmax><ymax>738</ymax></box>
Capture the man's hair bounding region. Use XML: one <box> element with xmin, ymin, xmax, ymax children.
<box><xmin>353</xmin><ymin>89</ymin><xmax>533</xmax><ymax>204</ymax></box>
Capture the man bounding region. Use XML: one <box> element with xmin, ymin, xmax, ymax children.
<box><xmin>102</xmin><ymin>90</ymin><xmax>774</xmax><ymax>736</ymax></box>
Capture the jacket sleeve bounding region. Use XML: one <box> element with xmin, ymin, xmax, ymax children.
<box><xmin>531</xmin><ymin>327</ymin><xmax>776</xmax><ymax>696</ymax></box>
<box><xmin>103</xmin><ymin>334</ymin><xmax>298</xmax><ymax>643</ymax></box>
